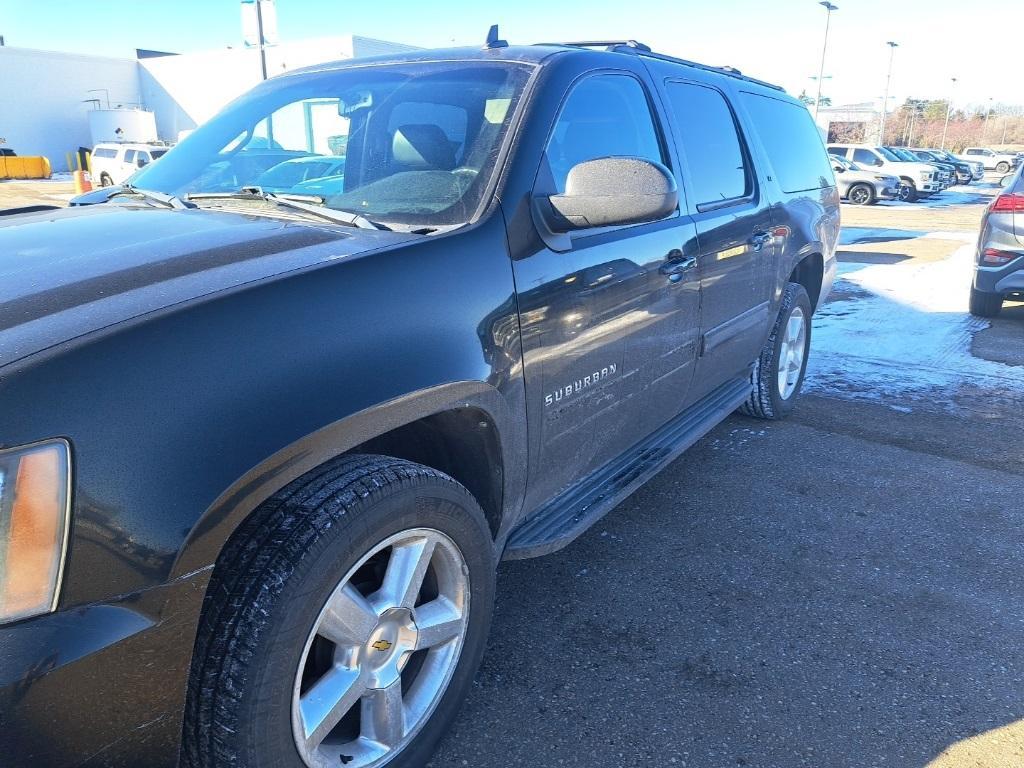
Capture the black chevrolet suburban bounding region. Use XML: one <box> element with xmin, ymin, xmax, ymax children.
<box><xmin>0</xmin><ymin>39</ymin><xmax>838</xmax><ymax>768</ymax></box>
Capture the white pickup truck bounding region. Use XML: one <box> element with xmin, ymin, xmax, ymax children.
<box><xmin>957</xmin><ymin>147</ymin><xmax>1020</xmax><ymax>174</ymax></box>
<box><xmin>827</xmin><ymin>144</ymin><xmax>943</xmax><ymax>202</ymax></box>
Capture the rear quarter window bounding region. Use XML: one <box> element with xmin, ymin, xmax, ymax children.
<box><xmin>741</xmin><ymin>92</ymin><xmax>834</xmax><ymax>193</ymax></box>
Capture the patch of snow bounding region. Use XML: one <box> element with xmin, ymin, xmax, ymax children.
<box><xmin>876</xmin><ymin>185</ymin><xmax>998</xmax><ymax>210</ymax></box>
<box><xmin>806</xmin><ymin>239</ymin><xmax>1024</xmax><ymax>414</ymax></box>
<box><xmin>839</xmin><ymin>227</ymin><xmax>924</xmax><ymax>245</ymax></box>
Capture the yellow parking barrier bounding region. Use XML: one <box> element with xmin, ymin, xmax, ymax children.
<box><xmin>0</xmin><ymin>155</ymin><xmax>52</xmax><ymax>180</ymax></box>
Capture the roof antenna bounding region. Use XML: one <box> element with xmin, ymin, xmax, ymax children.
<box><xmin>484</xmin><ymin>24</ymin><xmax>508</xmax><ymax>49</ymax></box>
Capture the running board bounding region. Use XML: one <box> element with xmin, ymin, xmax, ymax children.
<box><xmin>503</xmin><ymin>377</ymin><xmax>750</xmax><ymax>560</ymax></box>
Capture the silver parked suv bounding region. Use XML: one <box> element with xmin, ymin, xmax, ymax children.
<box><xmin>830</xmin><ymin>155</ymin><xmax>900</xmax><ymax>205</ymax></box>
<box><xmin>970</xmin><ymin>164</ymin><xmax>1024</xmax><ymax>317</ymax></box>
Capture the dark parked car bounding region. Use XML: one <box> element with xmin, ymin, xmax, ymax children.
<box><xmin>0</xmin><ymin>39</ymin><xmax>839</xmax><ymax>768</ymax></box>
<box><xmin>970</xmin><ymin>162</ymin><xmax>1024</xmax><ymax>316</ymax></box>
<box><xmin>910</xmin><ymin>148</ymin><xmax>975</xmax><ymax>185</ymax></box>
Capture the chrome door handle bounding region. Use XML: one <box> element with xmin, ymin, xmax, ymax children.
<box><xmin>659</xmin><ymin>250</ymin><xmax>697</xmax><ymax>282</ymax></box>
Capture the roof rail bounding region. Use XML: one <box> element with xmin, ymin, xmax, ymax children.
<box><xmin>537</xmin><ymin>39</ymin><xmax>652</xmax><ymax>52</ymax></box>
<box><xmin>638</xmin><ymin>50</ymin><xmax>785</xmax><ymax>91</ymax></box>
<box><xmin>537</xmin><ymin>40</ymin><xmax>784</xmax><ymax>92</ymax></box>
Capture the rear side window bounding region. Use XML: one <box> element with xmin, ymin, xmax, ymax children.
<box><xmin>827</xmin><ymin>147</ymin><xmax>846</xmax><ymax>157</ymax></box>
<box><xmin>663</xmin><ymin>81</ymin><xmax>750</xmax><ymax>207</ymax></box>
<box><xmin>852</xmin><ymin>148</ymin><xmax>880</xmax><ymax>167</ymax></box>
<box><xmin>92</xmin><ymin>147</ymin><xmax>117</xmax><ymax>159</ymax></box>
<box><xmin>740</xmin><ymin>93</ymin><xmax>834</xmax><ymax>193</ymax></box>
<box><xmin>545</xmin><ymin>74</ymin><xmax>665</xmax><ymax>193</ymax></box>
<box><xmin>123</xmin><ymin>150</ymin><xmax>136</xmax><ymax>163</ymax></box>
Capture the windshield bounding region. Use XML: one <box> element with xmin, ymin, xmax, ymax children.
<box><xmin>876</xmin><ymin>147</ymin><xmax>902</xmax><ymax>162</ymax></box>
<box><xmin>888</xmin><ymin>148</ymin><xmax>917</xmax><ymax>162</ymax></box>
<box><xmin>130</xmin><ymin>61</ymin><xmax>534</xmax><ymax>228</ymax></box>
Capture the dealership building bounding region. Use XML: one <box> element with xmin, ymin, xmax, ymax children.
<box><xmin>0</xmin><ymin>35</ymin><xmax>417</xmax><ymax>171</ymax></box>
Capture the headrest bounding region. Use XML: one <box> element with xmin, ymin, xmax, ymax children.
<box><xmin>392</xmin><ymin>124</ymin><xmax>457</xmax><ymax>170</ymax></box>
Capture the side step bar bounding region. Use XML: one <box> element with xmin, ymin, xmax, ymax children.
<box><xmin>503</xmin><ymin>377</ymin><xmax>750</xmax><ymax>560</ymax></box>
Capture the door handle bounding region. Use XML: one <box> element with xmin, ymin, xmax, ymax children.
<box><xmin>659</xmin><ymin>250</ymin><xmax>697</xmax><ymax>281</ymax></box>
<box><xmin>749</xmin><ymin>231</ymin><xmax>772</xmax><ymax>252</ymax></box>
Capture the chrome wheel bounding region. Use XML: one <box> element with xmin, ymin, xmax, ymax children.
<box><xmin>848</xmin><ymin>184</ymin><xmax>872</xmax><ymax>205</ymax></box>
<box><xmin>292</xmin><ymin>528</ymin><xmax>470</xmax><ymax>768</ymax></box>
<box><xmin>776</xmin><ymin>306</ymin><xmax>806</xmax><ymax>400</ymax></box>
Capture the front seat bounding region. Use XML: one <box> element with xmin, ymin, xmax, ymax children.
<box><xmin>392</xmin><ymin>124</ymin><xmax>457</xmax><ymax>171</ymax></box>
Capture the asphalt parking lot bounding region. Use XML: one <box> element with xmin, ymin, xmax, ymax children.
<box><xmin>3</xmin><ymin>179</ymin><xmax>1022</xmax><ymax>767</ymax></box>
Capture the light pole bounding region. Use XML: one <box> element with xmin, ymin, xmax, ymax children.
<box><xmin>940</xmin><ymin>77</ymin><xmax>957</xmax><ymax>150</ymax></box>
<box><xmin>983</xmin><ymin>97</ymin><xmax>994</xmax><ymax>142</ymax></box>
<box><xmin>254</xmin><ymin>0</ymin><xmax>268</xmax><ymax>80</ymax></box>
<box><xmin>879</xmin><ymin>41</ymin><xmax>898</xmax><ymax>143</ymax></box>
<box><xmin>814</xmin><ymin>2</ymin><xmax>838</xmax><ymax>121</ymax></box>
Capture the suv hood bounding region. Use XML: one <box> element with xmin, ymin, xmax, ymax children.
<box><xmin>0</xmin><ymin>203</ymin><xmax>417</xmax><ymax>370</ymax></box>
<box><xmin>886</xmin><ymin>161</ymin><xmax>937</xmax><ymax>175</ymax></box>
<box><xmin>845</xmin><ymin>168</ymin><xmax>898</xmax><ymax>184</ymax></box>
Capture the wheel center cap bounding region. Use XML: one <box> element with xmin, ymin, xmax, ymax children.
<box><xmin>364</xmin><ymin>608</ymin><xmax>417</xmax><ymax>688</ymax></box>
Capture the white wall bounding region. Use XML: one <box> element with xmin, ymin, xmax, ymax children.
<box><xmin>139</xmin><ymin>35</ymin><xmax>420</xmax><ymax>142</ymax></box>
<box><xmin>0</xmin><ymin>47</ymin><xmax>141</xmax><ymax>171</ymax></box>
<box><xmin>1</xmin><ymin>35</ymin><xmax>418</xmax><ymax>171</ymax></box>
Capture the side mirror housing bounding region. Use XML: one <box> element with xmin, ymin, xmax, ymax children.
<box><xmin>538</xmin><ymin>157</ymin><xmax>678</xmax><ymax>234</ymax></box>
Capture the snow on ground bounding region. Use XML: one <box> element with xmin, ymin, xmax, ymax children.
<box><xmin>872</xmin><ymin>181</ymin><xmax>1001</xmax><ymax>210</ymax></box>
<box><xmin>806</xmin><ymin>230</ymin><xmax>1024</xmax><ymax>415</ymax></box>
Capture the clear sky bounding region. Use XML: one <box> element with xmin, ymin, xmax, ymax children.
<box><xmin>1</xmin><ymin>0</ymin><xmax>1020</xmax><ymax>110</ymax></box>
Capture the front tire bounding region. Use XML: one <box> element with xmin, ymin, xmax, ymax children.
<box><xmin>183</xmin><ymin>455</ymin><xmax>496</xmax><ymax>768</ymax></box>
<box><xmin>897</xmin><ymin>181</ymin><xmax>919</xmax><ymax>202</ymax></box>
<box><xmin>969</xmin><ymin>286</ymin><xmax>1003</xmax><ymax>318</ymax></box>
<box><xmin>740</xmin><ymin>282</ymin><xmax>812</xmax><ymax>420</ymax></box>
<box><xmin>847</xmin><ymin>183</ymin><xmax>875</xmax><ymax>206</ymax></box>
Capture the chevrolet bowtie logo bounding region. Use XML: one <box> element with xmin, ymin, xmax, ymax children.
<box><xmin>371</xmin><ymin>640</ymin><xmax>393</xmax><ymax>652</ymax></box>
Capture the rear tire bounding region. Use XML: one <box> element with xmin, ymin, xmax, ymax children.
<box><xmin>969</xmin><ymin>286</ymin><xmax>1003</xmax><ymax>318</ymax></box>
<box><xmin>897</xmin><ymin>181</ymin><xmax>918</xmax><ymax>202</ymax></box>
<box><xmin>847</xmin><ymin>183</ymin><xmax>875</xmax><ymax>206</ymax></box>
<box><xmin>996</xmin><ymin>161</ymin><xmax>1010</xmax><ymax>174</ymax></box>
<box><xmin>740</xmin><ymin>282</ymin><xmax>812</xmax><ymax>420</ymax></box>
<box><xmin>182</xmin><ymin>455</ymin><xmax>496</xmax><ymax>768</ymax></box>
<box><xmin>99</xmin><ymin>173</ymin><xmax>113</xmax><ymax>187</ymax></box>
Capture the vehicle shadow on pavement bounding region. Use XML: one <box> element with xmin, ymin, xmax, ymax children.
<box><xmin>971</xmin><ymin>301</ymin><xmax>1024</xmax><ymax>368</ymax></box>
<box><xmin>430</xmin><ymin>396</ymin><xmax>1024</xmax><ymax>768</ymax></box>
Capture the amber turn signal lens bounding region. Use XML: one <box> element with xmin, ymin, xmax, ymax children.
<box><xmin>0</xmin><ymin>441</ymin><xmax>70</xmax><ymax>623</ymax></box>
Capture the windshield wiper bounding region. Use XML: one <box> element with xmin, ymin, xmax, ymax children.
<box><xmin>187</xmin><ymin>187</ymin><xmax>387</xmax><ymax>230</ymax></box>
<box><xmin>108</xmin><ymin>183</ymin><xmax>194</xmax><ymax>210</ymax></box>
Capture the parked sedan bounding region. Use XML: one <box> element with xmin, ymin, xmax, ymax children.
<box><xmin>831</xmin><ymin>156</ymin><xmax>900</xmax><ymax>205</ymax></box>
<box><xmin>969</xmin><ymin>163</ymin><xmax>1024</xmax><ymax>317</ymax></box>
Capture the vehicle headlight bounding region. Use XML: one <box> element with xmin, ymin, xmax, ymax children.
<box><xmin>873</xmin><ymin>175</ymin><xmax>889</xmax><ymax>181</ymax></box>
<box><xmin>920</xmin><ymin>171</ymin><xmax>933</xmax><ymax>180</ymax></box>
<box><xmin>0</xmin><ymin>440</ymin><xmax>71</xmax><ymax>623</ymax></box>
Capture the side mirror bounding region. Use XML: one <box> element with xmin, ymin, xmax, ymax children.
<box><xmin>539</xmin><ymin>157</ymin><xmax>678</xmax><ymax>234</ymax></box>
<box><xmin>833</xmin><ymin>165</ymin><xmax>845</xmax><ymax>174</ymax></box>
<box><xmin>136</xmin><ymin>157</ymin><xmax>148</xmax><ymax>168</ymax></box>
